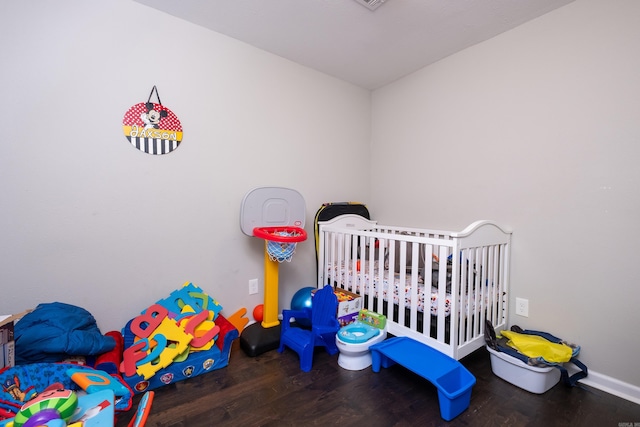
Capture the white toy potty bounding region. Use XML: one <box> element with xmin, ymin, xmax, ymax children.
<box><xmin>336</xmin><ymin>309</ymin><xmax>387</xmax><ymax>370</ymax></box>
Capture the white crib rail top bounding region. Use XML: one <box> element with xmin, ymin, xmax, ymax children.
<box><xmin>319</xmin><ymin>216</ymin><xmax>511</xmax><ymax>245</ymax></box>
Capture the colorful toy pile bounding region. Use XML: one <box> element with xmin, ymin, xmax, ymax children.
<box><xmin>0</xmin><ymin>363</ymin><xmax>132</xmax><ymax>426</ymax></box>
<box><xmin>0</xmin><ymin>282</ymin><xmax>237</xmax><ymax>426</ymax></box>
<box><xmin>118</xmin><ymin>282</ymin><xmax>239</xmax><ymax>393</ymax></box>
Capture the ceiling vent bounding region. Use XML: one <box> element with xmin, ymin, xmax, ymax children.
<box><xmin>353</xmin><ymin>0</ymin><xmax>388</xmax><ymax>11</ymax></box>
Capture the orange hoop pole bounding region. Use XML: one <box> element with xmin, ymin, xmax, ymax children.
<box><xmin>262</xmin><ymin>241</ymin><xmax>280</xmax><ymax>328</ymax></box>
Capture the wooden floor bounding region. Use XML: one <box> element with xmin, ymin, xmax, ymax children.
<box><xmin>116</xmin><ymin>339</ymin><xmax>640</xmax><ymax>427</ymax></box>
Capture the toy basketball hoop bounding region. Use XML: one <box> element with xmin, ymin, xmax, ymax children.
<box><xmin>253</xmin><ymin>226</ymin><xmax>308</xmax><ymax>263</ymax></box>
<box><xmin>239</xmin><ymin>187</ymin><xmax>307</xmax><ymax>355</ymax></box>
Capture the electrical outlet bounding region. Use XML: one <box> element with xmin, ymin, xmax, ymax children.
<box><xmin>515</xmin><ymin>297</ymin><xmax>529</xmax><ymax>317</ymax></box>
<box><xmin>249</xmin><ymin>278</ymin><xmax>259</xmax><ymax>295</ymax></box>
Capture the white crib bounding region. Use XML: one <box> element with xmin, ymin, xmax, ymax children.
<box><xmin>317</xmin><ymin>214</ymin><xmax>512</xmax><ymax>360</ymax></box>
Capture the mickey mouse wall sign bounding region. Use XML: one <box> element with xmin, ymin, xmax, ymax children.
<box><xmin>122</xmin><ymin>86</ymin><xmax>183</xmax><ymax>155</ymax></box>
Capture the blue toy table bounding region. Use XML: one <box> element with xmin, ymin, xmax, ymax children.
<box><xmin>370</xmin><ymin>337</ymin><xmax>476</xmax><ymax>421</ymax></box>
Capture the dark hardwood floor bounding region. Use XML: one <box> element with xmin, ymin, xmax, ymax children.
<box><xmin>115</xmin><ymin>340</ymin><xmax>640</xmax><ymax>427</ymax></box>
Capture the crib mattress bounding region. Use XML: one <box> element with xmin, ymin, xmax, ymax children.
<box><xmin>327</xmin><ymin>261</ymin><xmax>487</xmax><ymax>317</ymax></box>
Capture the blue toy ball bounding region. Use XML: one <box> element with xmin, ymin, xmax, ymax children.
<box><xmin>290</xmin><ymin>287</ymin><xmax>315</xmax><ymax>326</ymax></box>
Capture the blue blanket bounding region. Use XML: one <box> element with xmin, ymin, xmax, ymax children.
<box><xmin>14</xmin><ymin>302</ymin><xmax>115</xmax><ymax>365</ymax></box>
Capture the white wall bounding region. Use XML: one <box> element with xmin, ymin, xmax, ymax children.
<box><xmin>371</xmin><ymin>0</ymin><xmax>640</xmax><ymax>388</ymax></box>
<box><xmin>0</xmin><ymin>1</ymin><xmax>370</xmax><ymax>332</ymax></box>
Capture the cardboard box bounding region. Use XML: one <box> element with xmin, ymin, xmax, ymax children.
<box><xmin>0</xmin><ymin>310</ymin><xmax>31</xmax><ymax>369</ymax></box>
<box><xmin>2</xmin><ymin>341</ymin><xmax>15</xmax><ymax>369</ymax></box>
<box><xmin>0</xmin><ymin>317</ymin><xmax>14</xmax><ymax>344</ymax></box>
<box><xmin>0</xmin><ymin>315</ymin><xmax>16</xmax><ymax>368</ymax></box>
<box><xmin>313</xmin><ymin>287</ymin><xmax>362</xmax><ymax>327</ymax></box>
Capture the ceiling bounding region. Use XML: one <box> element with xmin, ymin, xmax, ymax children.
<box><xmin>134</xmin><ymin>0</ymin><xmax>575</xmax><ymax>90</ymax></box>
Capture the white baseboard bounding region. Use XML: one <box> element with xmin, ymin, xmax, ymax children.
<box><xmin>577</xmin><ymin>370</ymin><xmax>640</xmax><ymax>405</ymax></box>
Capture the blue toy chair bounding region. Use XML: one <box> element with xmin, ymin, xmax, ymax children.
<box><xmin>278</xmin><ymin>285</ymin><xmax>340</xmax><ymax>372</ymax></box>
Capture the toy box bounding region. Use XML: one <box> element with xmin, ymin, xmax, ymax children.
<box><xmin>357</xmin><ymin>309</ymin><xmax>386</xmax><ymax>329</ymax></box>
<box><xmin>334</xmin><ymin>288</ymin><xmax>362</xmax><ymax>326</ymax></box>
<box><xmin>486</xmin><ymin>345</ymin><xmax>560</xmax><ymax>394</ymax></box>
<box><xmin>313</xmin><ymin>287</ymin><xmax>362</xmax><ymax>327</ymax></box>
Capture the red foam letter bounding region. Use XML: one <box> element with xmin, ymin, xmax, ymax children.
<box><xmin>130</xmin><ymin>304</ymin><xmax>168</xmax><ymax>338</ymax></box>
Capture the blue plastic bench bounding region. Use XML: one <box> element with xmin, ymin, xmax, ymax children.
<box><xmin>370</xmin><ymin>336</ymin><xmax>476</xmax><ymax>421</ymax></box>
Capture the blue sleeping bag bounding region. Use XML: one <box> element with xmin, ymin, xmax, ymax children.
<box><xmin>14</xmin><ymin>302</ymin><xmax>115</xmax><ymax>365</ymax></box>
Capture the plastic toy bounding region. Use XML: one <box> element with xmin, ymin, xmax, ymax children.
<box><xmin>0</xmin><ymin>362</ymin><xmax>133</xmax><ymax>419</ymax></box>
<box><xmin>252</xmin><ymin>226</ymin><xmax>307</xmax><ymax>327</ymax></box>
<box><xmin>179</xmin><ymin>309</ymin><xmax>219</xmax><ymax>349</ymax></box>
<box><xmin>67</xmin><ymin>367</ymin><xmax>131</xmax><ymax>401</ymax></box>
<box><xmin>69</xmin><ymin>389</ymin><xmax>115</xmax><ymax>426</ymax></box>
<box><xmin>335</xmin><ymin>309</ymin><xmax>387</xmax><ymax>370</ymax></box>
<box><xmin>278</xmin><ymin>285</ymin><xmax>340</xmax><ymax>372</ymax></box>
<box><xmin>290</xmin><ymin>287</ymin><xmax>315</xmax><ymax>327</ymax></box>
<box><xmin>0</xmin><ymin>387</ymin><xmax>117</xmax><ymax>427</ymax></box>
<box><xmin>370</xmin><ymin>337</ymin><xmax>476</xmax><ymax>421</ymax></box>
<box><xmin>239</xmin><ymin>187</ymin><xmax>308</xmax><ymax>356</ymax></box>
<box><xmin>155</xmin><ymin>283</ymin><xmax>223</xmax><ymax>320</ymax></box>
<box><xmin>13</xmin><ymin>385</ymin><xmax>78</xmax><ymax>427</ymax></box>
<box><xmin>127</xmin><ymin>391</ymin><xmax>154</xmax><ymax>427</ymax></box>
<box><xmin>120</xmin><ymin>282</ymin><xmax>226</xmax><ymax>381</ymax></box>
<box><xmin>226</xmin><ymin>307</ymin><xmax>249</xmax><ymax>332</ymax></box>
<box><xmin>291</xmin><ymin>287</ymin><xmax>314</xmax><ymax>311</ymax></box>
<box><xmin>252</xmin><ymin>304</ymin><xmax>264</xmax><ymax>323</ymax></box>
<box><xmin>21</xmin><ymin>409</ymin><xmax>61</xmax><ymax>427</ymax></box>
<box><xmin>119</xmin><ymin>283</ymin><xmax>239</xmax><ymax>394</ymax></box>
<box><xmin>125</xmin><ymin>308</ymin><xmax>193</xmax><ymax>380</ymax></box>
